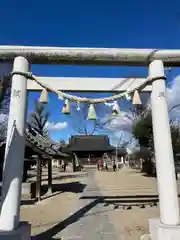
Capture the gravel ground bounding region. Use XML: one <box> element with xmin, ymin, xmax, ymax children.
<box><xmin>21</xmin><ymin>170</ymin><xmax>88</xmax><ymax>239</ymax></box>
<box><xmin>19</xmin><ymin>166</ymin><xmax>180</xmax><ymax>240</ymax></box>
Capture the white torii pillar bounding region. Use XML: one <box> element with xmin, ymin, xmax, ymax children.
<box><xmin>149</xmin><ymin>60</ymin><xmax>180</xmax><ymax>239</ymax></box>
<box><xmin>0</xmin><ymin>56</ymin><xmax>31</xmax><ymax>238</ymax></box>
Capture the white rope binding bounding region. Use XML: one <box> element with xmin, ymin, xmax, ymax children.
<box><xmin>11</xmin><ymin>71</ymin><xmax>165</xmax><ymax>104</ymax></box>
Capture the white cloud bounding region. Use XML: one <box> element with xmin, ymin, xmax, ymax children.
<box><xmin>104</xmin><ymin>111</ymin><xmax>134</xmax><ymax>142</ymax></box>
<box><xmin>105</xmin><ymin>111</ymin><xmax>134</xmax><ymax>149</ymax></box>
<box><xmin>46</xmin><ymin>121</ymin><xmax>68</xmax><ymax>131</ymax></box>
<box><xmin>106</xmin><ymin>112</ymin><xmax>133</xmax><ymax>133</ymax></box>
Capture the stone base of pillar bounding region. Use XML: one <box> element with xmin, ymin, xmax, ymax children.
<box><xmin>149</xmin><ymin>218</ymin><xmax>180</xmax><ymax>240</ymax></box>
<box><xmin>0</xmin><ymin>222</ymin><xmax>31</xmax><ymax>239</ymax></box>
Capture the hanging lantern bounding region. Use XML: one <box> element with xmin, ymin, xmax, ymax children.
<box><xmin>132</xmin><ymin>90</ymin><xmax>142</xmax><ymax>105</ymax></box>
<box><xmin>87</xmin><ymin>104</ymin><xmax>96</xmax><ymax>120</ymax></box>
<box><xmin>62</xmin><ymin>99</ymin><xmax>70</xmax><ymax>114</ymax></box>
<box><xmin>39</xmin><ymin>88</ymin><xmax>48</xmax><ymax>104</ymax></box>
<box><xmin>112</xmin><ymin>101</ymin><xmax>120</xmax><ymax>116</ymax></box>
<box><xmin>125</xmin><ymin>92</ymin><xmax>131</xmax><ymax>101</ymax></box>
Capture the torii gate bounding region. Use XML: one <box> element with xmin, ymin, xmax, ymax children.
<box><xmin>0</xmin><ymin>46</ymin><xmax>180</xmax><ymax>240</ymax></box>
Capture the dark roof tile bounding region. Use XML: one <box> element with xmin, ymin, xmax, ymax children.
<box><xmin>67</xmin><ymin>135</ymin><xmax>114</xmax><ymax>152</ymax></box>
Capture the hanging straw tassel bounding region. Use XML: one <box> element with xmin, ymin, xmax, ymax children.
<box><xmin>62</xmin><ymin>99</ymin><xmax>70</xmax><ymax>114</ymax></box>
<box><xmin>87</xmin><ymin>104</ymin><xmax>96</xmax><ymax>120</ymax></box>
<box><xmin>112</xmin><ymin>101</ymin><xmax>120</xmax><ymax>116</ymax></box>
<box><xmin>39</xmin><ymin>88</ymin><xmax>48</xmax><ymax>104</ymax></box>
<box><xmin>132</xmin><ymin>90</ymin><xmax>142</xmax><ymax>105</ymax></box>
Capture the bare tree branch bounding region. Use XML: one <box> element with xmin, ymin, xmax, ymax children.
<box><xmin>69</xmin><ymin>102</ymin><xmax>111</xmax><ymax>135</ymax></box>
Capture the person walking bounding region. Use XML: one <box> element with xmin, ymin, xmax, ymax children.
<box><xmin>104</xmin><ymin>160</ymin><xmax>108</xmax><ymax>171</ymax></box>
<box><xmin>63</xmin><ymin>162</ymin><xmax>67</xmax><ymax>172</ymax></box>
<box><xmin>113</xmin><ymin>160</ymin><xmax>117</xmax><ymax>171</ymax></box>
<box><xmin>97</xmin><ymin>158</ymin><xmax>101</xmax><ymax>171</ymax></box>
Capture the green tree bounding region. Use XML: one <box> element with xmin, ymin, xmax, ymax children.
<box><xmin>131</xmin><ymin>105</ymin><xmax>180</xmax><ymax>175</ymax></box>
<box><xmin>132</xmin><ymin>109</ymin><xmax>153</xmax><ymax>149</ymax></box>
<box><xmin>29</xmin><ymin>100</ymin><xmax>50</xmax><ymax>136</ymax></box>
<box><xmin>169</xmin><ymin>120</ymin><xmax>180</xmax><ymax>157</ymax></box>
<box><xmin>132</xmin><ymin>105</ymin><xmax>180</xmax><ymax>156</ymax></box>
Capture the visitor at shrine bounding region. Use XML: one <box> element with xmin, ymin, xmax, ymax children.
<box><xmin>113</xmin><ymin>160</ymin><xmax>117</xmax><ymax>171</ymax></box>
<box><xmin>97</xmin><ymin>158</ymin><xmax>102</xmax><ymax>171</ymax></box>
<box><xmin>63</xmin><ymin>162</ymin><xmax>67</xmax><ymax>172</ymax></box>
<box><xmin>104</xmin><ymin>160</ymin><xmax>108</xmax><ymax>171</ymax></box>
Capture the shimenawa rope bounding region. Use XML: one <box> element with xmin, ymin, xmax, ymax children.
<box><xmin>11</xmin><ymin>71</ymin><xmax>166</xmax><ymax>104</ymax></box>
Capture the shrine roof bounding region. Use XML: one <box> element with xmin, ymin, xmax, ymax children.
<box><xmin>67</xmin><ymin>135</ymin><xmax>115</xmax><ymax>152</ymax></box>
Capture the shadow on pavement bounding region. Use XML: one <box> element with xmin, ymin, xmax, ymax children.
<box><xmin>80</xmin><ymin>195</ymin><xmax>160</xmax><ymax>208</ymax></box>
<box><xmin>81</xmin><ymin>194</ymin><xmax>159</xmax><ymax>199</ymax></box>
<box><xmin>42</xmin><ymin>181</ymin><xmax>87</xmax><ymax>195</ymax></box>
<box><xmin>80</xmin><ymin>194</ymin><xmax>180</xmax><ymax>202</ymax></box>
<box><xmin>20</xmin><ymin>181</ymin><xmax>86</xmax><ymax>206</ymax></box>
<box><xmin>34</xmin><ymin>199</ymin><xmax>99</xmax><ymax>240</ymax></box>
<box><xmin>41</xmin><ymin>173</ymin><xmax>88</xmax><ymax>182</ymax></box>
<box><xmin>33</xmin><ymin>194</ymin><xmax>161</xmax><ymax>239</ymax></box>
<box><xmin>21</xmin><ymin>199</ymin><xmax>37</xmax><ymax>206</ymax></box>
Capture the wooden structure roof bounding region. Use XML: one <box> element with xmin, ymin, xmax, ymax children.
<box><xmin>0</xmin><ymin>124</ymin><xmax>68</xmax><ymax>159</ymax></box>
<box><xmin>66</xmin><ymin>135</ymin><xmax>115</xmax><ymax>152</ymax></box>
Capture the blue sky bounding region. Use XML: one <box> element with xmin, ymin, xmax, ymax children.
<box><xmin>1</xmin><ymin>0</ymin><xmax>180</xmax><ymax>144</ymax></box>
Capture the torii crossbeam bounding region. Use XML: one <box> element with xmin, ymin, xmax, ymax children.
<box><xmin>0</xmin><ymin>45</ymin><xmax>180</xmax><ymax>66</ymax></box>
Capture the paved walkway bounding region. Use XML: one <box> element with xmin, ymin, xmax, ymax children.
<box><xmin>58</xmin><ymin>170</ymin><xmax>121</xmax><ymax>240</ymax></box>
<box><xmin>20</xmin><ymin>166</ymin><xmax>180</xmax><ymax>239</ymax></box>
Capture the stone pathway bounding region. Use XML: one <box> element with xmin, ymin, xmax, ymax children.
<box><xmin>58</xmin><ymin>171</ymin><xmax>122</xmax><ymax>240</ymax></box>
